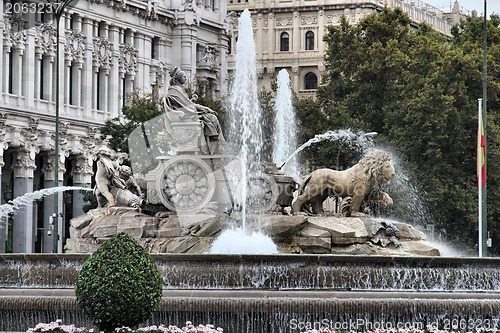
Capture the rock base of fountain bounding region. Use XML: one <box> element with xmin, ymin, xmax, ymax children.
<box><xmin>66</xmin><ymin>208</ymin><xmax>439</xmax><ymax>256</ymax></box>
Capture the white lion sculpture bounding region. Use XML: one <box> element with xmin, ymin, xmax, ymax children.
<box><xmin>292</xmin><ymin>150</ymin><xmax>395</xmax><ymax>216</ymax></box>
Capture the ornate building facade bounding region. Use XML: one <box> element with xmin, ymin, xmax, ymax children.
<box><xmin>227</xmin><ymin>0</ymin><xmax>466</xmax><ymax>99</ymax></box>
<box><xmin>1</xmin><ymin>0</ymin><xmax>230</xmax><ymax>253</ymax></box>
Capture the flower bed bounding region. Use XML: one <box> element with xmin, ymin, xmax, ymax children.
<box><xmin>27</xmin><ymin>320</ymin><xmax>223</xmax><ymax>333</ymax></box>
<box><xmin>301</xmin><ymin>328</ymin><xmax>500</xmax><ymax>333</ymax></box>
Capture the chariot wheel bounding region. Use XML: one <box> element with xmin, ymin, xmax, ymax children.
<box><xmin>241</xmin><ymin>173</ymin><xmax>280</xmax><ymax>214</ymax></box>
<box><xmin>155</xmin><ymin>156</ymin><xmax>216</xmax><ymax>213</ymax></box>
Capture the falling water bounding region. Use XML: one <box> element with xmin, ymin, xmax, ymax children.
<box><xmin>212</xmin><ymin>9</ymin><xmax>276</xmax><ymax>253</ymax></box>
<box><xmin>381</xmin><ymin>150</ymin><xmax>434</xmax><ymax>228</ymax></box>
<box><xmin>272</xmin><ymin>69</ymin><xmax>299</xmax><ymax>181</ymax></box>
<box><xmin>227</xmin><ymin>9</ymin><xmax>262</xmax><ymax>227</ymax></box>
<box><xmin>0</xmin><ymin>186</ymin><xmax>92</xmax><ymax>220</ymax></box>
<box><xmin>280</xmin><ymin>129</ymin><xmax>376</xmax><ymax>170</ymax></box>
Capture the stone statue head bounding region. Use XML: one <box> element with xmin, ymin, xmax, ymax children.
<box><xmin>118</xmin><ymin>165</ymin><xmax>133</xmax><ymax>178</ymax></box>
<box><xmin>169</xmin><ymin>66</ymin><xmax>187</xmax><ymax>86</ymax></box>
<box><xmin>97</xmin><ymin>147</ymin><xmax>117</xmax><ymax>160</ymax></box>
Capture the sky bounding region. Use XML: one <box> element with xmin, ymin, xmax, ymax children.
<box><xmin>424</xmin><ymin>0</ymin><xmax>500</xmax><ymax>16</ymax></box>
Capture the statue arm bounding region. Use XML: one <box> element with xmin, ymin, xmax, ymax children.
<box><xmin>195</xmin><ymin>104</ymin><xmax>216</xmax><ymax>115</ymax></box>
<box><xmin>131</xmin><ymin>178</ymin><xmax>144</xmax><ymax>197</ymax></box>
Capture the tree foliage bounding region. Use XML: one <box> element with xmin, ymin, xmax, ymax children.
<box><xmin>309</xmin><ymin>7</ymin><xmax>500</xmax><ymax>253</ymax></box>
<box><xmin>99</xmin><ymin>91</ymin><xmax>163</xmax><ymax>156</ymax></box>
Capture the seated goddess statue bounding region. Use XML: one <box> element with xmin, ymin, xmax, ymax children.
<box><xmin>164</xmin><ymin>67</ymin><xmax>226</xmax><ymax>155</ymax></box>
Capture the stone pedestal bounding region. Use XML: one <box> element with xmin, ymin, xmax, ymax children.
<box><xmin>65</xmin><ymin>209</ymin><xmax>440</xmax><ymax>256</ymax></box>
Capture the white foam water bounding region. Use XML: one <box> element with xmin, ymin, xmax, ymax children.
<box><xmin>210</xmin><ymin>227</ymin><xmax>278</xmax><ymax>254</ymax></box>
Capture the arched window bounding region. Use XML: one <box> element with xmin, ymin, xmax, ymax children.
<box><xmin>304</xmin><ymin>72</ymin><xmax>318</xmax><ymax>90</ymax></box>
<box><xmin>280</xmin><ymin>32</ymin><xmax>289</xmax><ymax>52</ymax></box>
<box><xmin>305</xmin><ymin>31</ymin><xmax>314</xmax><ymax>50</ymax></box>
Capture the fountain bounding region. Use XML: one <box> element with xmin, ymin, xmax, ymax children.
<box><xmin>0</xmin><ymin>186</ymin><xmax>92</xmax><ymax>220</ymax></box>
<box><xmin>3</xmin><ymin>9</ymin><xmax>499</xmax><ymax>333</ymax></box>
<box><xmin>273</xmin><ymin>69</ymin><xmax>299</xmax><ymax>181</ymax></box>
<box><xmin>2</xmin><ymin>254</ymin><xmax>500</xmax><ymax>332</ymax></box>
<box><xmin>279</xmin><ymin>128</ymin><xmax>375</xmax><ymax>170</ymax></box>
<box><xmin>209</xmin><ymin>8</ymin><xmax>279</xmax><ymax>253</ymax></box>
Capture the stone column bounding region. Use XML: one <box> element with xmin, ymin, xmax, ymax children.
<box><xmin>74</xmin><ymin>62</ymin><xmax>83</xmax><ymax>108</ymax></box>
<box><xmin>12</xmin><ymin>149</ymin><xmax>36</xmax><ymax>253</ymax></box>
<box><xmin>180</xmin><ymin>30</ymin><xmax>195</xmax><ymax>73</ymax></box>
<box><xmin>125</xmin><ymin>72</ymin><xmax>135</xmax><ymax>96</ymax></box>
<box><xmin>92</xmin><ymin>66</ymin><xmax>99</xmax><ymax>111</ymax></box>
<box><xmin>41</xmin><ymin>155</ymin><xmax>56</xmax><ymax>253</ymax></box>
<box><xmin>2</xmin><ymin>47</ymin><xmax>10</xmax><ymax>95</ymax></box>
<box><xmin>12</xmin><ymin>46</ymin><xmax>24</xmax><ymax>96</ymax></box>
<box><xmin>71</xmin><ymin>155</ymin><xmax>92</xmax><ymax>219</ymax></box>
<box><xmin>292</xmin><ymin>67</ymin><xmax>300</xmax><ymax>92</ymax></box>
<box><xmin>25</xmin><ymin>31</ymin><xmax>35</xmax><ymax>107</ymax></box>
<box><xmin>64</xmin><ymin>60</ymin><xmax>71</xmax><ymax>106</ymax></box>
<box><xmin>109</xmin><ymin>25</ymin><xmax>120</xmax><ymax>119</ymax></box>
<box><xmin>46</xmin><ymin>56</ymin><xmax>54</xmax><ymax>102</ymax></box>
<box><xmin>34</xmin><ymin>54</ymin><xmax>42</xmax><ymax>100</ymax></box>
<box><xmin>0</xmin><ymin>25</ymin><xmax>4</xmax><ymax>96</ymax></box>
<box><xmin>0</xmin><ymin>113</ymin><xmax>9</xmax><ymax>253</ymax></box>
<box><xmin>101</xmin><ymin>68</ymin><xmax>109</xmax><ymax>113</ymax></box>
<box><xmin>118</xmin><ymin>72</ymin><xmax>125</xmax><ymax>114</ymax></box>
<box><xmin>81</xmin><ymin>18</ymin><xmax>94</xmax><ymax>113</ymax></box>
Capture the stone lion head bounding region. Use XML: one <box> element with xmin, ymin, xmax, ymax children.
<box><xmin>358</xmin><ymin>151</ymin><xmax>395</xmax><ymax>189</ymax></box>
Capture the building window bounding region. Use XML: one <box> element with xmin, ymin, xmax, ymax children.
<box><xmin>305</xmin><ymin>31</ymin><xmax>314</xmax><ymax>50</ymax></box>
<box><xmin>280</xmin><ymin>32</ymin><xmax>289</xmax><ymax>52</ymax></box>
<box><xmin>304</xmin><ymin>72</ymin><xmax>317</xmax><ymax>90</ymax></box>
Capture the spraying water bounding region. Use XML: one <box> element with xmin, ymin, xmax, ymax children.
<box><xmin>227</xmin><ymin>8</ymin><xmax>262</xmax><ymax>227</ymax></box>
<box><xmin>272</xmin><ymin>69</ymin><xmax>299</xmax><ymax>181</ymax></box>
<box><xmin>280</xmin><ymin>129</ymin><xmax>376</xmax><ymax>170</ymax></box>
<box><xmin>212</xmin><ymin>9</ymin><xmax>276</xmax><ymax>254</ymax></box>
<box><xmin>210</xmin><ymin>227</ymin><xmax>278</xmax><ymax>254</ymax></box>
<box><xmin>0</xmin><ymin>186</ymin><xmax>92</xmax><ymax>220</ymax></box>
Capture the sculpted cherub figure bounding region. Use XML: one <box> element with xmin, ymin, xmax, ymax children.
<box><xmin>94</xmin><ymin>147</ymin><xmax>144</xmax><ymax>209</ymax></box>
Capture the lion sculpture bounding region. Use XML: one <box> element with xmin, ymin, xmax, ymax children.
<box><xmin>292</xmin><ymin>150</ymin><xmax>395</xmax><ymax>216</ymax></box>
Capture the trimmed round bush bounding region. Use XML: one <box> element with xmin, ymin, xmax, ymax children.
<box><xmin>75</xmin><ymin>233</ymin><xmax>163</xmax><ymax>332</ymax></box>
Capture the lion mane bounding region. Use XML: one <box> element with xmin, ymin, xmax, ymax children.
<box><xmin>355</xmin><ymin>150</ymin><xmax>392</xmax><ymax>191</ymax></box>
<box><xmin>292</xmin><ymin>150</ymin><xmax>395</xmax><ymax>216</ymax></box>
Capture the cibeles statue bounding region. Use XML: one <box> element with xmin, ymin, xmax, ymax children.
<box><xmin>163</xmin><ymin>66</ymin><xmax>227</xmax><ymax>155</ymax></box>
<box><xmin>94</xmin><ymin>148</ymin><xmax>145</xmax><ymax>209</ymax></box>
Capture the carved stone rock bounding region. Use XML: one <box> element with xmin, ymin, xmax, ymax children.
<box><xmin>65</xmin><ymin>210</ymin><xmax>440</xmax><ymax>256</ymax></box>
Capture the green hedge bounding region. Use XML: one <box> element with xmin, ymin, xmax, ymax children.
<box><xmin>75</xmin><ymin>233</ymin><xmax>163</xmax><ymax>332</ymax></box>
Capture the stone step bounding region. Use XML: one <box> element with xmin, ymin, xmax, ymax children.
<box><xmin>2</xmin><ymin>288</ymin><xmax>500</xmax><ymax>332</ymax></box>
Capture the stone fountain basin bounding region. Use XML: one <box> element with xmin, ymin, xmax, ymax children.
<box><xmin>2</xmin><ymin>254</ymin><xmax>500</xmax><ymax>332</ymax></box>
<box><xmin>2</xmin><ymin>253</ymin><xmax>500</xmax><ymax>292</ymax></box>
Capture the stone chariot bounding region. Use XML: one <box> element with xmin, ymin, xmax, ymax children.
<box><xmin>144</xmin><ymin>100</ymin><xmax>296</xmax><ymax>215</ymax></box>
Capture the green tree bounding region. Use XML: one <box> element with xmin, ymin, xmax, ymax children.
<box><xmin>318</xmin><ymin>7</ymin><xmax>500</xmax><ymax>253</ymax></box>
<box><xmin>100</xmin><ymin>91</ymin><xmax>163</xmax><ymax>156</ymax></box>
